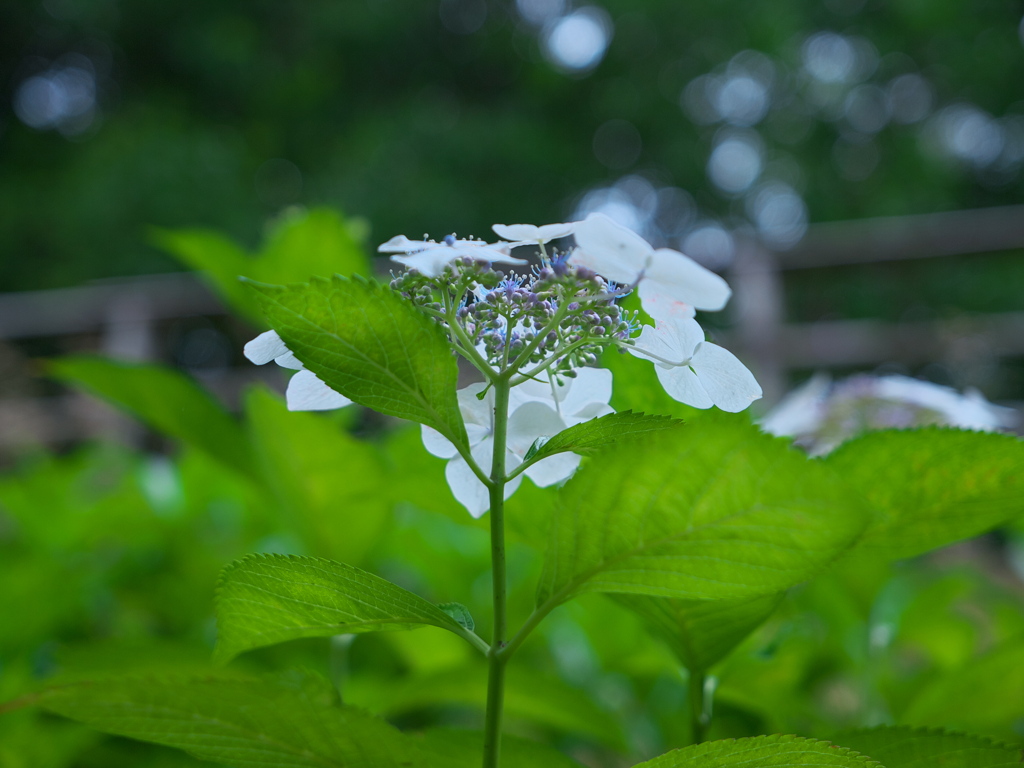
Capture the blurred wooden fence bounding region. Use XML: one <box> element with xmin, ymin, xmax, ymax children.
<box><xmin>2</xmin><ymin>204</ymin><xmax>1024</xmax><ymax>451</ymax></box>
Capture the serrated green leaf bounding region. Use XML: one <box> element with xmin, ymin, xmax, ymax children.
<box><xmin>246</xmin><ymin>275</ymin><xmax>467</xmax><ymax>448</ymax></box>
<box><xmin>48</xmin><ymin>357</ymin><xmax>254</xmax><ymax>480</ymax></box>
<box><xmin>245</xmin><ymin>387</ymin><xmax>390</xmax><ymax>563</ymax></box>
<box><xmin>437</xmin><ymin>602</ymin><xmax>474</xmax><ymax>632</ymax></box>
<box><xmin>613</xmin><ymin>591</ymin><xmax>783</xmax><ymax>672</ymax></box>
<box><xmin>537</xmin><ymin>417</ymin><xmax>866</xmax><ymax>607</ymax></box>
<box><xmin>835</xmin><ymin>726</ymin><xmax>1023</xmax><ymax>767</ymax></box>
<box><xmin>215</xmin><ymin>554</ymin><xmax>476</xmax><ymax>663</ymax></box>
<box><xmin>901</xmin><ymin>636</ymin><xmax>1024</xmax><ymax>741</ymax></box>
<box><xmin>522</xmin><ymin>411</ymin><xmax>681</xmax><ymax>464</ymax></box>
<box><xmin>825</xmin><ymin>428</ymin><xmax>1024</xmax><ymax>560</ymax></box>
<box><xmin>155</xmin><ymin>207</ymin><xmax>369</xmax><ymax>326</ymax></box>
<box><xmin>33</xmin><ymin>673</ymin><xmax>419</xmax><ymax>768</ymax></box>
<box><xmin>632</xmin><ymin>734</ymin><xmax>879</xmax><ymax>767</ymax></box>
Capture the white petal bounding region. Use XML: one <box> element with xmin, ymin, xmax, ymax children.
<box><xmin>445</xmin><ymin>441</ymin><xmax>523</xmax><ymax>518</ymax></box>
<box><xmin>637</xmin><ymin>282</ymin><xmax>697</xmax><ymax>325</ymax></box>
<box><xmin>457</xmin><ymin>382</ymin><xmax>494</xmax><ymax>430</ymax></box>
<box><xmin>391</xmin><ymin>248</ymin><xmax>461</xmax><ymax>278</ymax></box>
<box><xmin>644</xmin><ymin>248</ymin><xmax>732</xmax><ymax>312</ymax></box>
<box><xmin>378</xmin><ymin>234</ymin><xmax>426</xmax><ymax>253</ymax></box>
<box><xmin>559</xmin><ymin>367</ymin><xmax>613</xmax><ymax>421</ymax></box>
<box><xmin>274</xmin><ymin>350</ymin><xmax>304</xmax><ymax>370</ymax></box>
<box><xmin>691</xmin><ymin>342</ymin><xmax>762</xmax><ymax>412</ymax></box>
<box><xmin>492</xmin><ymin>222</ymin><xmax>574</xmax><ymax>243</ymax></box>
<box><xmin>655</xmin><ymin>364</ymin><xmax>714</xmax><ymax>409</ymax></box>
<box><xmin>285</xmin><ymin>370</ymin><xmax>352</xmax><ymax>412</ymax></box>
<box><xmin>759</xmin><ymin>373</ymin><xmax>831</xmax><ymax>437</ymax></box>
<box><xmin>507</xmin><ymin>401</ymin><xmax>567</xmax><ymax>458</ymax></box>
<box><xmin>524</xmin><ymin>451</ymin><xmax>581</xmax><ymax>487</ymax></box>
<box><xmin>421</xmin><ymin>424</ymin><xmax>460</xmax><ymax>459</ymax></box>
<box><xmin>628</xmin><ymin>317</ymin><xmax>704</xmax><ymax>367</ymax></box>
<box><xmin>570</xmin><ymin>212</ymin><xmax>653</xmax><ymax>284</ymax></box>
<box><xmin>244</xmin><ymin>330</ymin><xmax>289</xmax><ymax>365</ymax></box>
<box><xmin>509</xmin><ymin>376</ymin><xmax>558</xmax><ymax>410</ymax></box>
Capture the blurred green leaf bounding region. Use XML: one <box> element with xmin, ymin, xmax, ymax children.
<box><xmin>247</xmin><ymin>276</ymin><xmax>467</xmax><ymax>447</ymax></box>
<box><xmin>835</xmin><ymin>726</ymin><xmax>1023</xmax><ymax>767</ymax></box>
<box><xmin>613</xmin><ymin>592</ymin><xmax>783</xmax><ymax>673</ymax></box>
<box><xmin>632</xmin><ymin>734</ymin><xmax>878</xmax><ymax>766</ymax></box>
<box><xmin>32</xmin><ymin>673</ymin><xmax>419</xmax><ymax>768</ymax></box>
<box><xmin>48</xmin><ymin>357</ymin><xmax>254</xmax><ymax>480</ymax></box>
<box><xmin>523</xmin><ymin>411</ymin><xmax>682</xmax><ymax>463</ymax></box>
<box><xmin>244</xmin><ymin>387</ymin><xmax>389</xmax><ymax>562</ymax></box>
<box><xmin>901</xmin><ymin>635</ymin><xmax>1024</xmax><ymax>741</ymax></box>
<box><xmin>155</xmin><ymin>207</ymin><xmax>369</xmax><ymax>326</ymax></box>
<box><xmin>825</xmin><ymin>429</ymin><xmax>1024</xmax><ymax>560</ymax></box>
<box><xmin>215</xmin><ymin>553</ymin><xmax>479</xmax><ymax>663</ymax></box>
<box><xmin>536</xmin><ymin>417</ymin><xmax>866</xmax><ymax>607</ymax></box>
<box><xmin>414</xmin><ymin>729</ymin><xmax>583</xmax><ymax>767</ymax></box>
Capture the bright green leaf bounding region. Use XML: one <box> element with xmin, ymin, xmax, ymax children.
<box><xmin>437</xmin><ymin>602</ymin><xmax>475</xmax><ymax>632</ymax></box>
<box><xmin>48</xmin><ymin>357</ymin><xmax>254</xmax><ymax>480</ymax></box>
<box><xmin>825</xmin><ymin>428</ymin><xmax>1024</xmax><ymax>560</ymax></box>
<box><xmin>537</xmin><ymin>417</ymin><xmax>866</xmax><ymax>607</ymax></box>
<box><xmin>245</xmin><ymin>387</ymin><xmax>390</xmax><ymax>563</ymax></box>
<box><xmin>835</xmin><ymin>726</ymin><xmax>1022</xmax><ymax>767</ymax></box>
<box><xmin>613</xmin><ymin>591</ymin><xmax>783</xmax><ymax>672</ymax></box>
<box><xmin>246</xmin><ymin>275</ymin><xmax>467</xmax><ymax>447</ymax></box>
<box><xmin>632</xmin><ymin>734</ymin><xmax>878</xmax><ymax>767</ymax></box>
<box><xmin>155</xmin><ymin>207</ymin><xmax>369</xmax><ymax>326</ymax></box>
<box><xmin>33</xmin><ymin>673</ymin><xmax>419</xmax><ymax>768</ymax></box>
<box><xmin>215</xmin><ymin>553</ymin><xmax>476</xmax><ymax>663</ymax></box>
<box><xmin>523</xmin><ymin>411</ymin><xmax>681</xmax><ymax>463</ymax></box>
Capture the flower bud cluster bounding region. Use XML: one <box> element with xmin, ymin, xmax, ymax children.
<box><xmin>391</xmin><ymin>249</ymin><xmax>637</xmax><ymax>377</ymax></box>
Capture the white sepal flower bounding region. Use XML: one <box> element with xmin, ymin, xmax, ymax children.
<box><xmin>379</xmin><ymin>234</ymin><xmax>528</xmax><ymax>277</ymax></box>
<box><xmin>422</xmin><ymin>372</ymin><xmax>614</xmax><ymax>517</ymax></box>
<box><xmin>571</xmin><ymin>213</ymin><xmax>731</xmax><ymax>313</ymax></box>
<box><xmin>629</xmin><ymin>316</ymin><xmax>762</xmax><ymax>412</ymax></box>
<box><xmin>492</xmin><ymin>222</ymin><xmax>575</xmax><ymax>245</ymax></box>
<box><xmin>243</xmin><ymin>330</ymin><xmax>353</xmax><ymax>412</ymax></box>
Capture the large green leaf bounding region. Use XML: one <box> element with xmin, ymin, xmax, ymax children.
<box><xmin>835</xmin><ymin>726</ymin><xmax>1022</xmax><ymax>768</ymax></box>
<box><xmin>247</xmin><ymin>276</ymin><xmax>467</xmax><ymax>447</ymax></box>
<box><xmin>536</xmin><ymin>418</ymin><xmax>865</xmax><ymax>607</ymax></box>
<box><xmin>31</xmin><ymin>673</ymin><xmax>419</xmax><ymax>768</ymax></box>
<box><xmin>245</xmin><ymin>387</ymin><xmax>390</xmax><ymax>563</ymax></box>
<box><xmin>825</xmin><ymin>428</ymin><xmax>1024</xmax><ymax>560</ymax></box>
<box><xmin>215</xmin><ymin>554</ymin><xmax>479</xmax><ymax>663</ymax></box>
<box><xmin>901</xmin><ymin>636</ymin><xmax>1024</xmax><ymax>741</ymax></box>
<box><xmin>523</xmin><ymin>411</ymin><xmax>681</xmax><ymax>464</ymax></box>
<box><xmin>632</xmin><ymin>734</ymin><xmax>878</xmax><ymax>767</ymax></box>
<box><xmin>155</xmin><ymin>207</ymin><xmax>369</xmax><ymax>326</ymax></box>
<box><xmin>613</xmin><ymin>591</ymin><xmax>784</xmax><ymax>672</ymax></box>
<box><xmin>48</xmin><ymin>357</ymin><xmax>254</xmax><ymax>479</ymax></box>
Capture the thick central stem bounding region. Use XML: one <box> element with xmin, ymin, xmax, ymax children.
<box><xmin>482</xmin><ymin>378</ymin><xmax>511</xmax><ymax>768</ymax></box>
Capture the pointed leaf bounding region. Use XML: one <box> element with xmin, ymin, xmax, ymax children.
<box><xmin>215</xmin><ymin>554</ymin><xmax>476</xmax><ymax>663</ymax></box>
<box><xmin>48</xmin><ymin>357</ymin><xmax>254</xmax><ymax>480</ymax></box>
<box><xmin>537</xmin><ymin>417</ymin><xmax>866</xmax><ymax>607</ymax></box>
<box><xmin>632</xmin><ymin>734</ymin><xmax>879</xmax><ymax>767</ymax></box>
<box><xmin>523</xmin><ymin>411</ymin><xmax>681</xmax><ymax>463</ymax></box>
<box><xmin>33</xmin><ymin>673</ymin><xmax>419</xmax><ymax>768</ymax></box>
<box><xmin>155</xmin><ymin>207</ymin><xmax>369</xmax><ymax>326</ymax></box>
<box><xmin>825</xmin><ymin>428</ymin><xmax>1024</xmax><ymax>559</ymax></box>
<box><xmin>614</xmin><ymin>592</ymin><xmax>783</xmax><ymax>672</ymax></box>
<box><xmin>437</xmin><ymin>602</ymin><xmax>475</xmax><ymax>632</ymax></box>
<box><xmin>835</xmin><ymin>726</ymin><xmax>1023</xmax><ymax>768</ymax></box>
<box><xmin>246</xmin><ymin>275</ymin><xmax>467</xmax><ymax>447</ymax></box>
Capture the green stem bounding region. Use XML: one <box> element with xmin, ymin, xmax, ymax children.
<box><xmin>688</xmin><ymin>669</ymin><xmax>708</xmax><ymax>744</ymax></box>
<box><xmin>482</xmin><ymin>378</ymin><xmax>511</xmax><ymax>768</ymax></box>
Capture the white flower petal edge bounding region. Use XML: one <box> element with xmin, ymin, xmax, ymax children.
<box><xmin>492</xmin><ymin>222</ymin><xmax>575</xmax><ymax>244</ymax></box>
<box><xmin>381</xmin><ymin>235</ymin><xmax>528</xmax><ymax>278</ymax></box>
<box><xmin>644</xmin><ymin>248</ymin><xmax>731</xmax><ymax>312</ymax></box>
<box><xmin>244</xmin><ymin>329</ymin><xmax>352</xmax><ymax>412</ymax></box>
<box><xmin>690</xmin><ymin>342</ymin><xmax>763</xmax><ymax>413</ymax></box>
<box><xmin>286</xmin><ymin>370</ymin><xmax>354</xmax><ymax>412</ymax></box>
<box><xmin>571</xmin><ymin>212</ymin><xmax>652</xmax><ymax>284</ymax></box>
<box><xmin>445</xmin><ymin>440</ymin><xmax>524</xmax><ymax>519</ymax></box>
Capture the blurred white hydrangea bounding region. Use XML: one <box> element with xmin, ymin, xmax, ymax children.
<box><xmin>761</xmin><ymin>372</ymin><xmax>1018</xmax><ymax>455</ymax></box>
